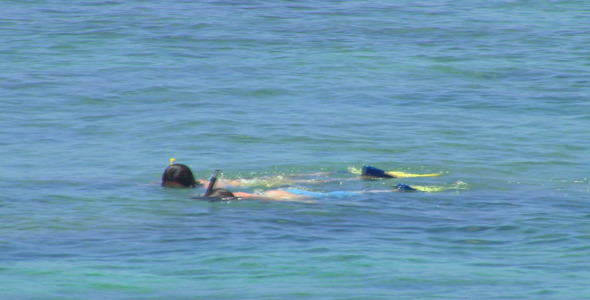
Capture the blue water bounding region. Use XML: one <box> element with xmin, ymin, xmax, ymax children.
<box><xmin>2</xmin><ymin>1</ymin><xmax>589</xmax><ymax>298</ymax></box>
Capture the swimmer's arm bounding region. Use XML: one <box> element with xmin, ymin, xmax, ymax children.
<box><xmin>232</xmin><ymin>192</ymin><xmax>265</xmax><ymax>199</ymax></box>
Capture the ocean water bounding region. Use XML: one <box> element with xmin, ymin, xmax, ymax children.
<box><xmin>1</xmin><ymin>0</ymin><xmax>589</xmax><ymax>298</ymax></box>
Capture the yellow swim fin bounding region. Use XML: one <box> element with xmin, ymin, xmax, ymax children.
<box><xmin>409</xmin><ymin>185</ymin><xmax>448</xmax><ymax>193</ymax></box>
<box><xmin>348</xmin><ymin>166</ymin><xmax>442</xmax><ymax>178</ymax></box>
<box><xmin>410</xmin><ymin>181</ymin><xmax>469</xmax><ymax>193</ymax></box>
<box><xmin>385</xmin><ymin>171</ymin><xmax>442</xmax><ymax>178</ymax></box>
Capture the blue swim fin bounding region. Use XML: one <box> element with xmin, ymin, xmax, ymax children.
<box><xmin>362</xmin><ymin>165</ymin><xmax>395</xmax><ymax>178</ymax></box>
<box><xmin>394</xmin><ymin>183</ymin><xmax>417</xmax><ymax>192</ymax></box>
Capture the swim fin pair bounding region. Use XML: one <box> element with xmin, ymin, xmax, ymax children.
<box><xmin>360</xmin><ymin>168</ymin><xmax>417</xmax><ymax>191</ymax></box>
<box><xmin>354</xmin><ymin>165</ymin><xmax>442</xmax><ymax>178</ymax></box>
<box><xmin>361</xmin><ymin>166</ymin><xmax>454</xmax><ymax>193</ymax></box>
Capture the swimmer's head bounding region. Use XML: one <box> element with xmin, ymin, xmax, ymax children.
<box><xmin>162</xmin><ymin>163</ymin><xmax>199</xmax><ymax>188</ymax></box>
<box><xmin>194</xmin><ymin>188</ymin><xmax>236</xmax><ymax>201</ymax></box>
<box><xmin>207</xmin><ymin>188</ymin><xmax>235</xmax><ymax>199</ymax></box>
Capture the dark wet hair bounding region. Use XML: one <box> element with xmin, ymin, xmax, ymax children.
<box><xmin>194</xmin><ymin>188</ymin><xmax>236</xmax><ymax>201</ymax></box>
<box><xmin>207</xmin><ymin>188</ymin><xmax>235</xmax><ymax>199</ymax></box>
<box><xmin>161</xmin><ymin>164</ymin><xmax>199</xmax><ymax>188</ymax></box>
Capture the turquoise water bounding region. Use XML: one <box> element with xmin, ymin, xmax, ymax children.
<box><xmin>2</xmin><ymin>1</ymin><xmax>589</xmax><ymax>298</ymax></box>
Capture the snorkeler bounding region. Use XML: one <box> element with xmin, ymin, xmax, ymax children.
<box><xmin>161</xmin><ymin>162</ymin><xmax>428</xmax><ymax>202</ymax></box>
